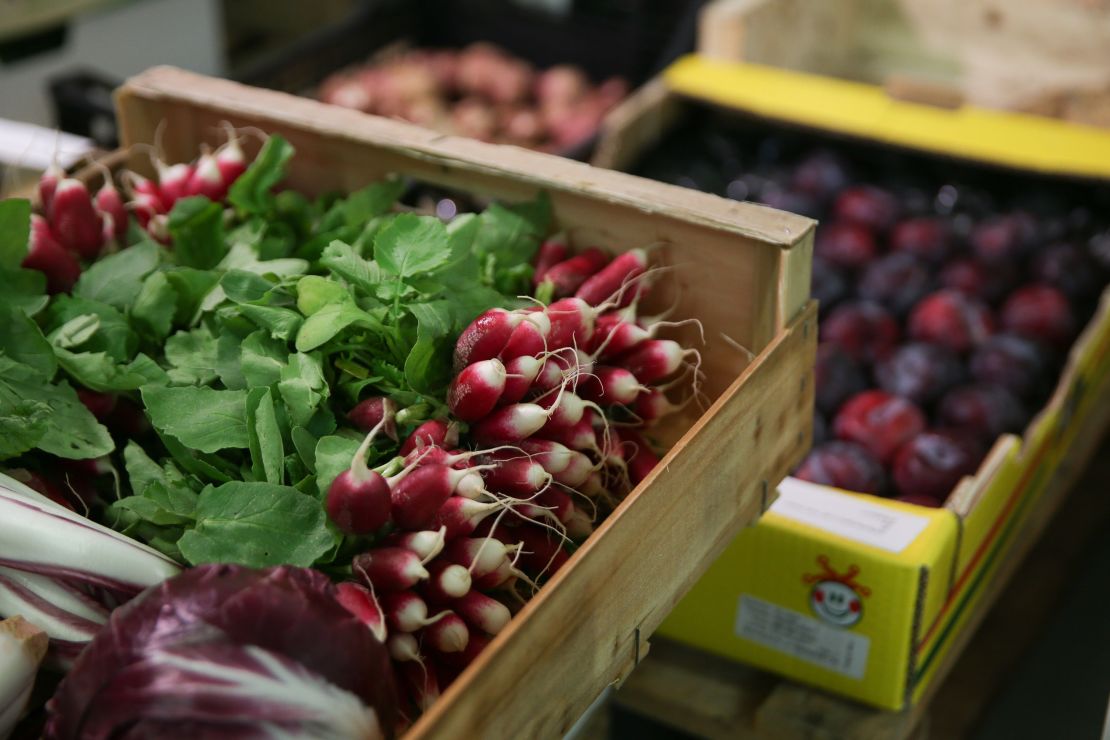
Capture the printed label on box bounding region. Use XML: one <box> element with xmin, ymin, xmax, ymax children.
<box><xmin>772</xmin><ymin>477</ymin><xmax>930</xmax><ymax>553</ymax></box>
<box><xmin>735</xmin><ymin>594</ymin><xmax>870</xmax><ymax>679</ymax></box>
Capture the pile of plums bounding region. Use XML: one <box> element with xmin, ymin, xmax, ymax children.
<box><xmin>635</xmin><ymin>112</ymin><xmax>1110</xmax><ymax>505</ymax></box>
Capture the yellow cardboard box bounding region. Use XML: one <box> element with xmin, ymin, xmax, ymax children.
<box><xmin>654</xmin><ymin>56</ymin><xmax>1110</xmax><ymax>710</ymax></box>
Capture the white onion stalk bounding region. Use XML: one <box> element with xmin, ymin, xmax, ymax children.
<box><xmin>0</xmin><ymin>616</ymin><xmax>48</xmax><ymax>739</ymax></box>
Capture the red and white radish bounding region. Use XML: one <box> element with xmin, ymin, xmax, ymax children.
<box><xmin>519</xmin><ymin>487</ymin><xmax>574</xmax><ymax>526</ymax></box>
<box><xmin>451</xmin><ymin>591</ymin><xmax>511</xmax><ymax>636</ymax></box>
<box><xmin>185</xmin><ymin>149</ymin><xmax>226</xmax><ymax>201</ymax></box>
<box><xmin>477</xmin><ymin>452</ymin><xmax>550</xmax><ymax>497</ymax></box>
<box><xmin>93</xmin><ymin>175</ymin><xmax>128</xmax><ymax>241</ymax></box>
<box><xmin>577</xmin><ymin>365</ymin><xmax>648</xmax><ymax>406</ymax></box>
<box><xmin>325</xmin><ymin>418</ymin><xmax>392</xmax><ymax>535</ymax></box>
<box><xmin>619</xmin><ymin>339</ymin><xmax>696</xmax><ymax>384</ymax></box>
<box><xmin>538</xmin><ymin>247</ymin><xmax>609</xmax><ymax>297</ymax></box>
<box><xmin>441</xmin><ymin>537</ymin><xmax>512</xmax><ymax>576</ymax></box>
<box><xmin>347</xmin><ymin>396</ymin><xmax>398</xmax><ymax>440</ymax></box>
<box><xmin>498</xmin><ymin>311</ymin><xmax>551</xmax><ymax>361</ymax></box>
<box><xmin>123</xmin><ymin>172</ymin><xmax>165</xmax><ymax>211</ymax></box>
<box><xmin>629</xmin><ymin>387</ymin><xmax>685</xmax><ymax>425</ymax></box>
<box><xmin>387</xmin><ymin>632</ymin><xmax>421</xmax><ymax>662</ymax></box>
<box><xmin>538</xmin><ymin>417</ymin><xmax>598</xmax><ymax>454</ymax></box>
<box><xmin>397</xmin><ymin>659</ymin><xmax>440</xmax><ymax>712</ymax></box>
<box><xmin>447</xmin><ymin>358</ymin><xmax>507</xmax><ymax>422</ymax></box>
<box><xmin>400</xmin><ymin>419</ymin><xmax>459</xmax><ymax>456</ymax></box>
<box><xmin>500</xmin><ymin>355</ymin><xmax>543</xmax><ymax>405</ymax></box>
<box><xmin>438</xmin><ymin>632</ymin><xmax>492</xmax><ymax>672</ymax></box>
<box><xmin>429</xmin><ymin>497</ymin><xmax>503</xmax><ymax>540</ymax></box>
<box><xmin>75</xmin><ymin>388</ymin><xmax>117</xmax><ymax>421</ymax></box>
<box><xmin>423</xmin><ymin>611</ymin><xmax>469</xmax><ymax>654</ymax></box>
<box><xmin>39</xmin><ymin>162</ymin><xmax>63</xmax><ymax>216</ymax></box>
<box><xmin>543</xmin><ymin>297</ymin><xmax>596</xmax><ymax>350</ymax></box>
<box><xmin>385</xmin><ymin>527</ymin><xmax>447</xmax><ymax>563</ymax></box>
<box><xmin>504</xmin><ymin>524</ymin><xmax>570</xmax><ymax>576</ymax></box>
<box><xmin>536</xmin><ymin>388</ymin><xmax>588</xmax><ymax>428</ymax></box>
<box><xmin>516</xmin><ymin>439</ymin><xmax>574</xmax><ymax>475</ymax></box>
<box><xmin>622</xmin><ymin>430</ymin><xmax>661</xmax><ymax>486</ymax></box>
<box><xmin>22</xmin><ymin>215</ymin><xmax>81</xmax><ymax>294</ymax></box>
<box><xmin>574</xmin><ymin>248</ymin><xmax>647</xmax><ymax>307</ymax></box>
<box><xmin>216</xmin><ymin>123</ymin><xmax>250</xmax><ymax>184</ymax></box>
<box><xmin>51</xmin><ymin>179</ymin><xmax>103</xmax><ymax>259</ymax></box>
<box><xmin>153</xmin><ymin>159</ymin><xmax>193</xmax><ymax>208</ymax></box>
<box><xmin>353</xmin><ymin>547</ymin><xmax>430</xmax><ymax>592</ymax></box>
<box><xmin>532</xmin><ymin>232</ymin><xmax>568</xmax><ymax>285</ymax></box>
<box><xmin>391</xmin><ymin>463</ymin><xmax>489</xmax><ymax>530</ymax></box>
<box><xmin>381</xmin><ymin>591</ymin><xmax>447</xmax><ymax>633</ymax></box>
<box><xmin>470</xmin><ymin>402</ymin><xmax>553</xmax><ymax>446</ymax></box>
<box><xmin>552</xmin><ymin>450</ymin><xmax>594</xmax><ymax>488</ymax></box>
<box><xmin>453</xmin><ymin>308</ymin><xmax>523</xmax><ymax>372</ymax></box>
<box><xmin>565</xmin><ymin>506</ymin><xmax>594</xmax><ymax>540</ymax></box>
<box><xmin>421</xmin><ymin>561</ymin><xmax>472</xmax><ymax>603</ymax></box>
<box><xmin>334</xmin><ymin>581</ymin><xmax>387</xmax><ymax>643</ymax></box>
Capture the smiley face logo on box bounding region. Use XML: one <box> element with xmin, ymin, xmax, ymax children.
<box><xmin>803</xmin><ymin>555</ymin><xmax>871</xmax><ymax>627</ymax></box>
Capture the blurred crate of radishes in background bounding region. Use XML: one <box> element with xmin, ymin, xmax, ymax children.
<box><xmin>229</xmin><ymin>0</ymin><xmax>706</xmax><ymax>157</ymax></box>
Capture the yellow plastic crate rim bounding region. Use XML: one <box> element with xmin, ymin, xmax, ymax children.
<box><xmin>664</xmin><ymin>55</ymin><xmax>1110</xmax><ymax>181</ymax></box>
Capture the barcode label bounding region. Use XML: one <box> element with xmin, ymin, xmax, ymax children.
<box><xmin>735</xmin><ymin>594</ymin><xmax>870</xmax><ymax>679</ymax></box>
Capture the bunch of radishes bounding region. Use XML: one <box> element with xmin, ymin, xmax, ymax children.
<box><xmin>22</xmin><ymin>127</ymin><xmax>251</xmax><ymax>295</ymax></box>
<box><xmin>121</xmin><ymin>126</ymin><xmax>250</xmax><ymax>241</ymax></box>
<box><xmin>321</xmin><ymin>236</ymin><xmax>699</xmax><ymax>721</ymax></box>
<box><xmin>317</xmin><ymin>43</ymin><xmax>628</xmax><ymax>152</ymax></box>
<box><xmin>23</xmin><ymin>163</ymin><xmax>128</xmax><ymax>295</ymax></box>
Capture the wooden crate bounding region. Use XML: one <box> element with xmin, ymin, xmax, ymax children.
<box><xmin>697</xmin><ymin>0</ymin><xmax>1110</xmax><ymax>125</ymax></box>
<box><xmin>112</xmin><ymin>66</ymin><xmax>816</xmax><ymax>739</ymax></box>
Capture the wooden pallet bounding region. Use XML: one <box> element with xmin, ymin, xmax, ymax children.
<box><xmin>604</xmin><ymin>425</ymin><xmax>1110</xmax><ymax>740</ymax></box>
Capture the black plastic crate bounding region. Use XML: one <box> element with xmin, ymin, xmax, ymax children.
<box><xmin>234</xmin><ymin>0</ymin><xmax>703</xmax><ymax>94</ymax></box>
<box><xmin>48</xmin><ymin>69</ymin><xmax>122</xmax><ymax>149</ymax></box>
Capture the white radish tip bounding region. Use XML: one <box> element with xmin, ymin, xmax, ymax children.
<box><xmin>436</xmin><ymin>621</ymin><xmax>469</xmax><ymax>653</ymax></box>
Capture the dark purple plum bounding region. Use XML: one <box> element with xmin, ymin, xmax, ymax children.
<box><xmin>892</xmin><ymin>431</ymin><xmax>981</xmax><ymax>501</ymax></box>
<box><xmin>889</xmin><ymin>217</ymin><xmax>952</xmax><ymax>263</ymax></box>
<box><xmin>815</xmin><ymin>221</ymin><xmax>877</xmax><ymax>270</ymax></box>
<box><xmin>908</xmin><ymin>290</ymin><xmax>996</xmax><ymax>354</ymax></box>
<box><xmin>791</xmin><ymin>150</ymin><xmax>852</xmax><ymax>201</ymax></box>
<box><xmin>814</xmin><ymin>342</ymin><xmax>868</xmax><ymax>415</ymax></box>
<box><xmin>833</xmin><ymin>185</ymin><xmax>900</xmax><ymax>232</ymax></box>
<box><xmin>969</xmin><ymin>334</ymin><xmax>1049</xmax><ymax>399</ymax></box>
<box><xmin>938</xmin><ymin>384</ymin><xmax>1029</xmax><ymax>443</ymax></box>
<box><xmin>821</xmin><ymin>301</ymin><xmax>901</xmax><ymax>364</ymax></box>
<box><xmin>875</xmin><ymin>342</ymin><xmax>965</xmax><ymax>405</ymax></box>
<box><xmin>938</xmin><ymin>258</ymin><xmax>1019</xmax><ymax>305</ymax></box>
<box><xmin>858</xmin><ymin>253</ymin><xmax>934</xmax><ymax>316</ymax></box>
<box><xmin>795</xmin><ymin>441</ymin><xmax>887</xmax><ymax>495</ymax></box>
<box><xmin>759</xmin><ymin>187</ymin><xmax>822</xmax><ymax>219</ymax></box>
<box><xmin>833</xmin><ymin>390</ymin><xmax>927</xmax><ymax>463</ymax></box>
<box><xmin>970</xmin><ymin>212</ymin><xmax>1037</xmax><ymax>264</ymax></box>
<box><xmin>1031</xmin><ymin>243</ymin><xmax>1101</xmax><ymax>301</ymax></box>
<box><xmin>1000</xmin><ymin>284</ymin><xmax>1076</xmax><ymax>348</ymax></box>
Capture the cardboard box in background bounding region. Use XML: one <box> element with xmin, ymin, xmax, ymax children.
<box><xmin>594</xmin><ymin>56</ymin><xmax>1110</xmax><ymax>709</ymax></box>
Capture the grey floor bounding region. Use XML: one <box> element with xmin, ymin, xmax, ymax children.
<box><xmin>972</xmin><ymin>514</ymin><xmax>1110</xmax><ymax>740</ymax></box>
